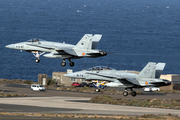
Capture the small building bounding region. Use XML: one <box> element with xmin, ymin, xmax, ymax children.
<box><xmin>52</xmin><ymin>69</ymin><xmax>86</xmax><ymax>86</ymax></box>
<box><xmin>160</xmin><ymin>74</ymin><xmax>180</xmax><ymax>91</ymax></box>
<box><xmin>38</xmin><ymin>74</ymin><xmax>47</xmax><ymax>85</ymax></box>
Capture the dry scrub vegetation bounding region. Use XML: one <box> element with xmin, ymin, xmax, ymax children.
<box><xmin>90</xmin><ymin>95</ymin><xmax>180</xmax><ymax>109</ymax></box>
<box><xmin>0</xmin><ymin>112</ymin><xmax>179</xmax><ymax>120</ymax></box>
<box><xmin>0</xmin><ymin>91</ymin><xmax>26</xmax><ymax>97</ymax></box>
<box><xmin>57</xmin><ymin>86</ymin><xmax>143</xmax><ymax>95</ymax></box>
<box><xmin>0</xmin><ymin>79</ymin><xmax>33</xmax><ymax>84</ymax></box>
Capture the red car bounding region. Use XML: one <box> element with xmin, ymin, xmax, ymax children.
<box><xmin>71</xmin><ymin>82</ymin><xmax>81</xmax><ymax>87</ymax></box>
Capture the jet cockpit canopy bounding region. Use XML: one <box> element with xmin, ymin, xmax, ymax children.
<box><xmin>26</xmin><ymin>38</ymin><xmax>44</xmax><ymax>42</ymax></box>
<box><xmin>87</xmin><ymin>66</ymin><xmax>115</xmax><ymax>71</ymax></box>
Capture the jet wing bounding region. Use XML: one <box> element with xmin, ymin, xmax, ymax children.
<box><xmin>26</xmin><ymin>43</ymin><xmax>72</xmax><ymax>51</ymax></box>
<box><xmin>86</xmin><ymin>72</ymin><xmax>117</xmax><ymax>79</ymax></box>
<box><xmin>26</xmin><ymin>44</ymin><xmax>56</xmax><ymax>50</ymax></box>
<box><xmin>63</xmin><ymin>49</ymin><xmax>78</xmax><ymax>56</ymax></box>
<box><xmin>26</xmin><ymin>43</ymin><xmax>76</xmax><ymax>55</ymax></box>
<box><xmin>26</xmin><ymin>43</ymin><xmax>90</xmax><ymax>57</ymax></box>
<box><xmin>86</xmin><ymin>72</ymin><xmax>140</xmax><ymax>85</ymax></box>
<box><xmin>63</xmin><ymin>49</ymin><xmax>101</xmax><ymax>57</ymax></box>
<box><xmin>122</xmin><ymin>78</ymin><xmax>140</xmax><ymax>86</ymax></box>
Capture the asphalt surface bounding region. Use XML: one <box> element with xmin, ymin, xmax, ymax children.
<box><xmin>0</xmin><ymin>115</ymin><xmax>117</xmax><ymax>120</ymax></box>
<box><xmin>0</xmin><ymin>84</ymin><xmax>177</xmax><ymax>99</ymax></box>
<box><xmin>0</xmin><ymin>84</ymin><xmax>180</xmax><ymax>120</ymax></box>
<box><xmin>0</xmin><ymin>104</ymin><xmax>81</xmax><ymax>113</ymax></box>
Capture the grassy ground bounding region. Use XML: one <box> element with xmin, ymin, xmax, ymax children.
<box><xmin>0</xmin><ymin>112</ymin><xmax>179</xmax><ymax>120</ymax></box>
<box><xmin>90</xmin><ymin>95</ymin><xmax>180</xmax><ymax>109</ymax></box>
<box><xmin>155</xmin><ymin>90</ymin><xmax>180</xmax><ymax>94</ymax></box>
<box><xmin>0</xmin><ymin>91</ymin><xmax>26</xmax><ymax>97</ymax></box>
<box><xmin>0</xmin><ymin>79</ymin><xmax>33</xmax><ymax>84</ymax></box>
<box><xmin>56</xmin><ymin>86</ymin><xmax>144</xmax><ymax>95</ymax></box>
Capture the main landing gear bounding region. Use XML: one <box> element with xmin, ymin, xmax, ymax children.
<box><xmin>61</xmin><ymin>59</ymin><xmax>75</xmax><ymax>67</ymax></box>
<box><xmin>123</xmin><ymin>88</ymin><xmax>137</xmax><ymax>97</ymax></box>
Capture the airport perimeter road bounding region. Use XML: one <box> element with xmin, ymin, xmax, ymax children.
<box><xmin>0</xmin><ymin>115</ymin><xmax>117</xmax><ymax>120</ymax></box>
<box><xmin>1</xmin><ymin>84</ymin><xmax>180</xmax><ymax>100</ymax></box>
<box><xmin>0</xmin><ymin>97</ymin><xmax>180</xmax><ymax>116</ymax></box>
<box><xmin>0</xmin><ymin>115</ymin><xmax>118</xmax><ymax>120</ymax></box>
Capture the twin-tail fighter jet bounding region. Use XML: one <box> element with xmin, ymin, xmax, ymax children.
<box><xmin>6</xmin><ymin>34</ymin><xmax>107</xmax><ymax>67</ymax></box>
<box><xmin>65</xmin><ymin>62</ymin><xmax>172</xmax><ymax>97</ymax></box>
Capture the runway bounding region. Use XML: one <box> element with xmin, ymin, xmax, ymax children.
<box><xmin>0</xmin><ymin>84</ymin><xmax>180</xmax><ymax>118</ymax></box>
<box><xmin>0</xmin><ymin>96</ymin><xmax>180</xmax><ymax>116</ymax></box>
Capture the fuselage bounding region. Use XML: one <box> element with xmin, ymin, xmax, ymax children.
<box><xmin>65</xmin><ymin>66</ymin><xmax>171</xmax><ymax>88</ymax></box>
<box><xmin>65</xmin><ymin>68</ymin><xmax>139</xmax><ymax>88</ymax></box>
<box><xmin>6</xmin><ymin>39</ymin><xmax>75</xmax><ymax>53</ymax></box>
<box><xmin>5</xmin><ymin>34</ymin><xmax>107</xmax><ymax>67</ymax></box>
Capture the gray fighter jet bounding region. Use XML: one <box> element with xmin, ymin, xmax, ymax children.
<box><xmin>65</xmin><ymin>62</ymin><xmax>171</xmax><ymax>97</ymax></box>
<box><xmin>6</xmin><ymin>34</ymin><xmax>107</xmax><ymax>67</ymax></box>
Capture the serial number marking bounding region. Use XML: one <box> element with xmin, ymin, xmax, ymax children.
<box><xmin>15</xmin><ymin>45</ymin><xmax>24</xmax><ymax>48</ymax></box>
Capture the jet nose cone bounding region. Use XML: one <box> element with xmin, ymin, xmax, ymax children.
<box><xmin>65</xmin><ymin>73</ymin><xmax>75</xmax><ymax>78</ymax></box>
<box><xmin>6</xmin><ymin>44</ymin><xmax>15</xmax><ymax>49</ymax></box>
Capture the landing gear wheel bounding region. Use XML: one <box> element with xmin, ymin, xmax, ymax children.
<box><xmin>35</xmin><ymin>59</ymin><xmax>40</xmax><ymax>63</ymax></box>
<box><xmin>123</xmin><ymin>91</ymin><xmax>128</xmax><ymax>97</ymax></box>
<box><xmin>61</xmin><ymin>62</ymin><xmax>66</xmax><ymax>67</ymax></box>
<box><xmin>95</xmin><ymin>89</ymin><xmax>100</xmax><ymax>92</ymax></box>
<box><xmin>131</xmin><ymin>91</ymin><xmax>136</xmax><ymax>97</ymax></box>
<box><xmin>69</xmin><ymin>62</ymin><xmax>74</xmax><ymax>67</ymax></box>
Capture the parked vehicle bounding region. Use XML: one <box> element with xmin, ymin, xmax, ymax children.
<box><xmin>80</xmin><ymin>82</ymin><xmax>89</xmax><ymax>87</ymax></box>
<box><xmin>88</xmin><ymin>83</ymin><xmax>94</xmax><ymax>87</ymax></box>
<box><xmin>144</xmin><ymin>87</ymin><xmax>160</xmax><ymax>92</ymax></box>
<box><xmin>71</xmin><ymin>82</ymin><xmax>81</xmax><ymax>87</ymax></box>
<box><xmin>31</xmin><ymin>84</ymin><xmax>45</xmax><ymax>91</ymax></box>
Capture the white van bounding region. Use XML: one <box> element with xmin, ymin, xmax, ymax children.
<box><xmin>144</xmin><ymin>87</ymin><xmax>160</xmax><ymax>92</ymax></box>
<box><xmin>31</xmin><ymin>84</ymin><xmax>45</xmax><ymax>91</ymax></box>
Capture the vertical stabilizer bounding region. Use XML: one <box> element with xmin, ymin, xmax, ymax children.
<box><xmin>74</xmin><ymin>34</ymin><xmax>93</xmax><ymax>50</ymax></box>
<box><xmin>91</xmin><ymin>34</ymin><xmax>102</xmax><ymax>49</ymax></box>
<box><xmin>155</xmin><ymin>63</ymin><xmax>166</xmax><ymax>78</ymax></box>
<box><xmin>138</xmin><ymin>62</ymin><xmax>156</xmax><ymax>78</ymax></box>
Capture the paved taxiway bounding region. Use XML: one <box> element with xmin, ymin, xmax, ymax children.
<box><xmin>0</xmin><ymin>115</ymin><xmax>116</xmax><ymax>120</ymax></box>
<box><xmin>0</xmin><ymin>84</ymin><xmax>180</xmax><ymax>118</ymax></box>
<box><xmin>1</xmin><ymin>84</ymin><xmax>180</xmax><ymax>99</ymax></box>
<box><xmin>0</xmin><ymin>96</ymin><xmax>180</xmax><ymax>116</ymax></box>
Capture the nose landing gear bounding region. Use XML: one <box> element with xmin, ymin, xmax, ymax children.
<box><xmin>35</xmin><ymin>59</ymin><xmax>40</xmax><ymax>63</ymax></box>
<box><xmin>32</xmin><ymin>51</ymin><xmax>45</xmax><ymax>63</ymax></box>
<box><xmin>95</xmin><ymin>88</ymin><xmax>100</xmax><ymax>92</ymax></box>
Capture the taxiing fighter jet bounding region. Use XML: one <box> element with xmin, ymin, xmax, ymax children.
<box><xmin>65</xmin><ymin>62</ymin><xmax>171</xmax><ymax>97</ymax></box>
<box><xmin>5</xmin><ymin>34</ymin><xmax>107</xmax><ymax>67</ymax></box>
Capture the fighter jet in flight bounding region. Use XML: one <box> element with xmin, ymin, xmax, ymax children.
<box><xmin>6</xmin><ymin>34</ymin><xmax>107</xmax><ymax>67</ymax></box>
<box><xmin>65</xmin><ymin>62</ymin><xmax>171</xmax><ymax>97</ymax></box>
